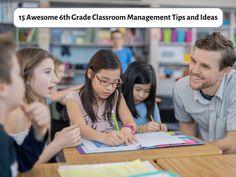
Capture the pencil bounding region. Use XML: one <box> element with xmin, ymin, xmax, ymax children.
<box><xmin>150</xmin><ymin>115</ymin><xmax>154</xmax><ymax>121</ymax></box>
<box><xmin>112</xmin><ymin>112</ymin><xmax>119</xmax><ymax>131</ymax></box>
<box><xmin>150</xmin><ymin>115</ymin><xmax>160</xmax><ymax>124</ymax></box>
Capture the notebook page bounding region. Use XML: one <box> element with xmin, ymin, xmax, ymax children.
<box><xmin>136</xmin><ymin>132</ymin><xmax>184</xmax><ymax>148</ymax></box>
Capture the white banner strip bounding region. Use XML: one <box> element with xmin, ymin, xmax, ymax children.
<box><xmin>13</xmin><ymin>8</ymin><xmax>223</xmax><ymax>28</ymax></box>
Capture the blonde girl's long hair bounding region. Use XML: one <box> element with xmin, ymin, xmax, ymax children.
<box><xmin>16</xmin><ymin>47</ymin><xmax>54</xmax><ymax>104</ymax></box>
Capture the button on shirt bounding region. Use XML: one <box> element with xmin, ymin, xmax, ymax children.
<box><xmin>173</xmin><ymin>70</ymin><xmax>236</xmax><ymax>141</ymax></box>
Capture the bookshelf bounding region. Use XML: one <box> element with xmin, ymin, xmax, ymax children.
<box><xmin>49</xmin><ymin>27</ymin><xmax>149</xmax><ymax>87</ymax></box>
<box><xmin>153</xmin><ymin>9</ymin><xmax>236</xmax><ymax>97</ymax></box>
<box><xmin>17</xmin><ymin>28</ymin><xmax>39</xmax><ymax>48</ymax></box>
<box><xmin>0</xmin><ymin>1</ymin><xmax>39</xmax><ymax>48</ymax></box>
<box><xmin>50</xmin><ymin>28</ymin><xmax>148</xmax><ymax>63</ymax></box>
<box><xmin>48</xmin><ymin>1</ymin><xmax>151</xmax><ymax>87</ymax></box>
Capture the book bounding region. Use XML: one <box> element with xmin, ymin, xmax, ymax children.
<box><xmin>96</xmin><ymin>28</ymin><xmax>112</xmax><ymax>45</ymax></box>
<box><xmin>77</xmin><ymin>131</ymin><xmax>204</xmax><ymax>154</ymax></box>
<box><xmin>27</xmin><ymin>28</ymin><xmax>38</xmax><ymax>43</ymax></box>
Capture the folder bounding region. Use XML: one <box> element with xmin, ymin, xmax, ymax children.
<box><xmin>58</xmin><ymin>159</ymin><xmax>180</xmax><ymax>177</ymax></box>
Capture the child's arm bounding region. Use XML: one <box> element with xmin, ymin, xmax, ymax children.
<box><xmin>118</xmin><ymin>95</ymin><xmax>137</xmax><ymax>127</ymax></box>
<box><xmin>6</xmin><ymin>103</ymin><xmax>50</xmax><ymax>172</ymax></box>
<box><xmin>66</xmin><ymin>98</ymin><xmax>125</xmax><ymax>146</ymax></box>
<box><xmin>118</xmin><ymin>95</ymin><xmax>137</xmax><ymax>144</ymax></box>
<box><xmin>36</xmin><ymin>124</ymin><xmax>80</xmax><ymax>164</ymax></box>
<box><xmin>49</xmin><ymin>85</ymin><xmax>82</xmax><ymax>103</ymax></box>
<box><xmin>15</xmin><ymin>126</ymin><xmax>48</xmax><ymax>172</ymax></box>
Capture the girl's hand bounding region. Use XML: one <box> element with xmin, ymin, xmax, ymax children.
<box><xmin>54</xmin><ymin>124</ymin><xmax>81</xmax><ymax>148</ymax></box>
<box><xmin>21</xmin><ymin>102</ymin><xmax>50</xmax><ymax>141</ymax></box>
<box><xmin>120</xmin><ymin>127</ymin><xmax>136</xmax><ymax>145</ymax></box>
<box><xmin>141</xmin><ymin>121</ymin><xmax>161</xmax><ymax>132</ymax></box>
<box><xmin>141</xmin><ymin>122</ymin><xmax>168</xmax><ymax>132</ymax></box>
<box><xmin>159</xmin><ymin>123</ymin><xmax>168</xmax><ymax>132</ymax></box>
<box><xmin>101</xmin><ymin>131</ymin><xmax>125</xmax><ymax>146</ymax></box>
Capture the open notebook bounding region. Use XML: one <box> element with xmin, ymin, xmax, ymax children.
<box><xmin>77</xmin><ymin>131</ymin><xmax>204</xmax><ymax>154</ymax></box>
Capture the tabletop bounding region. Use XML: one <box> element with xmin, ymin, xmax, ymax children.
<box><xmin>63</xmin><ymin>141</ymin><xmax>222</xmax><ymax>164</ymax></box>
<box><xmin>156</xmin><ymin>154</ymin><xmax>236</xmax><ymax>177</ymax></box>
<box><xmin>19</xmin><ymin>161</ymin><xmax>161</xmax><ymax>177</ymax></box>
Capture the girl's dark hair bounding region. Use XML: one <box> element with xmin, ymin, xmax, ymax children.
<box><xmin>80</xmin><ymin>49</ymin><xmax>122</xmax><ymax>123</ymax></box>
<box><xmin>122</xmin><ymin>61</ymin><xmax>156</xmax><ymax>120</ymax></box>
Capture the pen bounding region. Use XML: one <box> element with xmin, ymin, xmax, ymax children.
<box><xmin>112</xmin><ymin>111</ymin><xmax>120</xmax><ymax>131</ymax></box>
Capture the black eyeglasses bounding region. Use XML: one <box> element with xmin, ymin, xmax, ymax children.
<box><xmin>94</xmin><ymin>73</ymin><xmax>122</xmax><ymax>88</ymax></box>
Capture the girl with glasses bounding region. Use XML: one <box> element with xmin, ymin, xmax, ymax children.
<box><xmin>66</xmin><ymin>49</ymin><xmax>137</xmax><ymax>146</ymax></box>
<box><xmin>122</xmin><ymin>61</ymin><xmax>167</xmax><ymax>133</ymax></box>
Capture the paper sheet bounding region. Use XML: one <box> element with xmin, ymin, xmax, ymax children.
<box><xmin>136</xmin><ymin>132</ymin><xmax>184</xmax><ymax>148</ymax></box>
<box><xmin>58</xmin><ymin>160</ymin><xmax>156</xmax><ymax>177</ymax></box>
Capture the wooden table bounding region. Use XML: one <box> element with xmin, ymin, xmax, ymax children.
<box><xmin>63</xmin><ymin>142</ymin><xmax>222</xmax><ymax>164</ymax></box>
<box><xmin>19</xmin><ymin>163</ymin><xmax>63</xmax><ymax>177</ymax></box>
<box><xmin>19</xmin><ymin>161</ymin><xmax>161</xmax><ymax>177</ymax></box>
<box><xmin>156</xmin><ymin>154</ymin><xmax>236</xmax><ymax>177</ymax></box>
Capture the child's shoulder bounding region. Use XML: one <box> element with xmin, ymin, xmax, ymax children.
<box><xmin>67</xmin><ymin>87</ymin><xmax>81</xmax><ymax>95</ymax></box>
<box><xmin>65</xmin><ymin>90</ymin><xmax>81</xmax><ymax>104</ymax></box>
<box><xmin>122</xmin><ymin>47</ymin><xmax>132</xmax><ymax>52</ymax></box>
